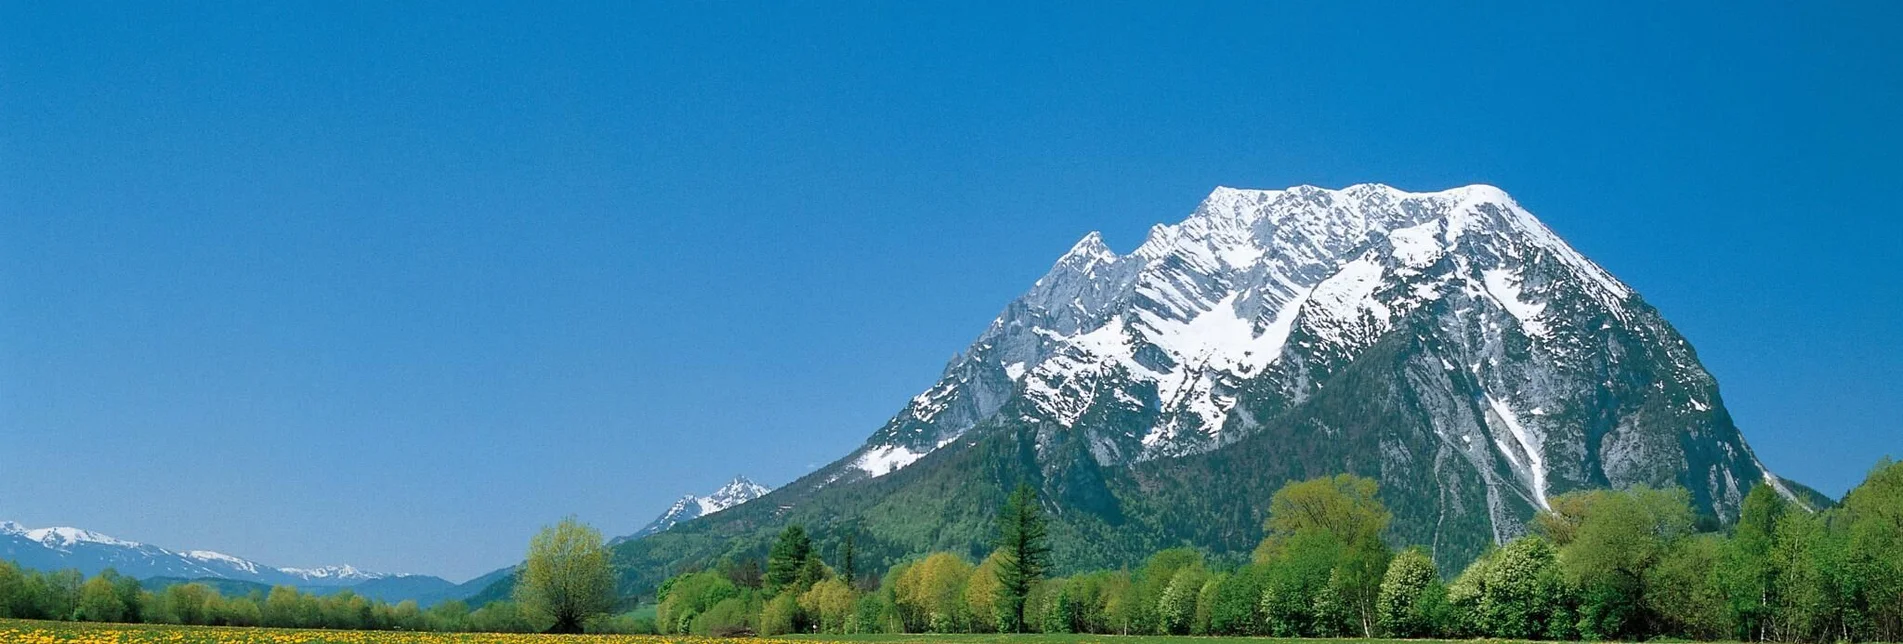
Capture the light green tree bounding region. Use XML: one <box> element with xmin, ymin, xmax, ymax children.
<box><xmin>1844</xmin><ymin>458</ymin><xmax>1903</xmax><ymax>641</ymax></box>
<box><xmin>1470</xmin><ymin>536</ymin><xmax>1572</xmax><ymax>639</ymax></box>
<box><xmin>514</xmin><ymin>515</ymin><xmax>617</xmax><ymax>633</ymax></box>
<box><xmin>655</xmin><ymin>570</ymin><xmax>737</xmax><ymax>634</ymax></box>
<box><xmin>800</xmin><ymin>577</ymin><xmax>856</xmax><ymax>633</ymax></box>
<box><xmin>74</xmin><ymin>575</ymin><xmax>126</xmax><ymax>622</ymax></box>
<box><xmin>894</xmin><ymin>552</ymin><xmax>973</xmax><ymax>632</ymax></box>
<box><xmin>1255</xmin><ymin>474</ymin><xmax>1393</xmax><ymax>636</ymax></box>
<box><xmin>1376</xmin><ymin>546</ymin><xmax>1444</xmax><ymax>637</ymax></box>
<box><xmin>1541</xmin><ymin>485</ymin><xmax>1694</xmax><ymax>639</ymax></box>
<box><xmin>1718</xmin><ymin>483</ymin><xmax>1787</xmax><ymax>640</ymax></box>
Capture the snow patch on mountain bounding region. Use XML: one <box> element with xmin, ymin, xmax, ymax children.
<box><xmin>183</xmin><ymin>550</ymin><xmax>261</xmax><ymax>574</ymax></box>
<box><xmin>1482</xmin><ymin>268</ymin><xmax>1550</xmax><ymax>339</ymax></box>
<box><xmin>854</xmin><ymin>445</ymin><xmax>925</xmax><ymax>477</ymax></box>
<box><xmin>20</xmin><ymin>526</ymin><xmax>141</xmax><ymax>549</ymax></box>
<box><xmin>1485</xmin><ymin>395</ymin><xmax>1551</xmax><ymax>510</ymax></box>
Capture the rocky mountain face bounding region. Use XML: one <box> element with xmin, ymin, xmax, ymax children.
<box><xmin>613</xmin><ymin>476</ymin><xmax>772</xmax><ymax>544</ymax></box>
<box><xmin>0</xmin><ymin>520</ymin><xmax>390</xmax><ymax>587</ymax></box>
<box><xmin>611</xmin><ymin>184</ymin><xmax>1798</xmax><ymax>589</ymax></box>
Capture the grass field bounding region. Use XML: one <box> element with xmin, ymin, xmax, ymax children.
<box><xmin>0</xmin><ymin>620</ymin><xmax>1562</xmax><ymax>644</ymax></box>
<box><xmin>777</xmin><ymin>635</ymin><xmax>1528</xmax><ymax>644</ymax></box>
<box><xmin>0</xmin><ymin>619</ymin><xmax>775</xmax><ymax>643</ymax></box>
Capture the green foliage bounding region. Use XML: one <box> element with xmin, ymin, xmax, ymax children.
<box><xmin>837</xmin><ymin>532</ymin><xmax>858</xmax><ymax>587</ymax></box>
<box><xmin>1254</xmin><ymin>473</ymin><xmax>1392</xmax><ymax>636</ymax></box>
<box><xmin>1541</xmin><ymin>485</ymin><xmax>1694</xmax><ymax>639</ymax></box>
<box><xmin>693</xmin><ymin>595</ymin><xmax>759</xmax><ymax>636</ymax></box>
<box><xmin>800</xmin><ymin>577</ymin><xmax>856</xmax><ymax>633</ymax></box>
<box><xmin>74</xmin><ymin>575</ymin><xmax>126</xmax><ymax>622</ymax></box>
<box><xmin>653</xmin><ymin>570</ymin><xmax>737</xmax><ymax>634</ymax></box>
<box><xmin>995</xmin><ymin>482</ymin><xmax>1052</xmax><ymax>633</ymax></box>
<box><xmin>766</xmin><ymin>525</ymin><xmax>817</xmax><ymax>593</ymax></box>
<box><xmin>1205</xmin><ymin>564</ymin><xmax>1264</xmax><ymax>635</ymax></box>
<box><xmin>1649</xmin><ymin>533</ymin><xmax>1729</xmax><ymax>639</ymax></box>
<box><xmin>1449</xmin><ymin>536</ymin><xmax>1573</xmax><ymax>639</ymax></box>
<box><xmin>1376</xmin><ymin>547</ymin><xmax>1444</xmax><ymax>637</ymax></box>
<box><xmin>1154</xmin><ymin>563</ymin><xmax>1205</xmax><ymax>635</ymax></box>
<box><xmin>759</xmin><ymin>591</ymin><xmax>800</xmax><ymax>635</ymax></box>
<box><xmin>1132</xmin><ymin>547</ymin><xmax>1201</xmax><ymax>634</ymax></box>
<box><xmin>1843</xmin><ymin>458</ymin><xmax>1903</xmax><ymax>641</ymax></box>
<box><xmin>512</xmin><ymin>516</ymin><xmax>616</xmax><ymax>634</ymax></box>
<box><xmin>1719</xmin><ymin>482</ymin><xmax>1789</xmax><ymax>639</ymax></box>
<box><xmin>11</xmin><ymin>460</ymin><xmax>1903</xmax><ymax>642</ymax></box>
<box><xmin>892</xmin><ymin>552</ymin><xmax>973</xmax><ymax>632</ymax></box>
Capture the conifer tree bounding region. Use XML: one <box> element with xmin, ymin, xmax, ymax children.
<box><xmin>766</xmin><ymin>525</ymin><xmax>814</xmax><ymax>593</ymax></box>
<box><xmin>996</xmin><ymin>482</ymin><xmax>1052</xmax><ymax>633</ymax></box>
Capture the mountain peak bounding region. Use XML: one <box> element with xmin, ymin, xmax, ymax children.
<box><xmin>825</xmin><ymin>182</ymin><xmax>1770</xmax><ymax>554</ymax></box>
<box><xmin>278</xmin><ymin>564</ymin><xmax>385</xmax><ymax>582</ymax></box>
<box><xmin>615</xmin><ymin>476</ymin><xmax>774</xmax><ymax>543</ymax></box>
<box><xmin>21</xmin><ymin>525</ymin><xmax>140</xmax><ymax>549</ymax></box>
<box><xmin>1057</xmin><ymin>231</ymin><xmax>1116</xmax><ymax>265</ymax></box>
<box><xmin>613</xmin><ymin>181</ymin><xmax>1795</xmax><ymax>592</ymax></box>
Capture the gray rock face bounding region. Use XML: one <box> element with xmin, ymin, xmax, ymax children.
<box><xmin>824</xmin><ymin>184</ymin><xmax>1786</xmax><ymax>548</ymax></box>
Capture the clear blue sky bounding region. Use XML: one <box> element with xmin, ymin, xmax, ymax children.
<box><xmin>3</xmin><ymin>2</ymin><xmax>1898</xmax><ymax>582</ymax></box>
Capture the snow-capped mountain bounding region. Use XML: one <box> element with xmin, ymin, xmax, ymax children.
<box><xmin>613</xmin><ymin>476</ymin><xmax>771</xmax><ymax>543</ymax></box>
<box><xmin>1</xmin><ymin>520</ymin><xmax>388</xmax><ymax>586</ymax></box>
<box><xmin>832</xmin><ymin>185</ymin><xmax>1784</xmax><ymax>520</ymax></box>
<box><xmin>609</xmin><ymin>183</ymin><xmax>1802</xmax><ymax>583</ymax></box>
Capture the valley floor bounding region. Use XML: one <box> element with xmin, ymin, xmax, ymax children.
<box><xmin>1</xmin><ymin>620</ymin><xmax>1720</xmax><ymax>644</ymax></box>
<box><xmin>0</xmin><ymin>619</ymin><xmax>757</xmax><ymax>643</ymax></box>
<box><xmin>780</xmin><ymin>636</ymin><xmax>1555</xmax><ymax>644</ymax></box>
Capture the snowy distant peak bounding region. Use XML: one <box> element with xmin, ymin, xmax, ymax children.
<box><xmin>278</xmin><ymin>565</ymin><xmax>384</xmax><ymax>583</ymax></box>
<box><xmin>183</xmin><ymin>550</ymin><xmax>261</xmax><ymax>574</ymax></box>
<box><xmin>1057</xmin><ymin>231</ymin><xmax>1115</xmax><ymax>266</ymax></box>
<box><xmin>0</xmin><ymin>520</ymin><xmax>386</xmax><ymax>585</ymax></box>
<box><xmin>702</xmin><ymin>476</ymin><xmax>771</xmax><ymax>514</ymax></box>
<box><xmin>17</xmin><ymin>525</ymin><xmax>141</xmax><ymax>549</ymax></box>
<box><xmin>619</xmin><ymin>476</ymin><xmax>774</xmax><ymax>542</ymax></box>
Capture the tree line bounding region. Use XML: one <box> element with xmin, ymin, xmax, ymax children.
<box><xmin>0</xmin><ymin>564</ymin><xmax>567</xmax><ymax>632</ymax></box>
<box><xmin>653</xmin><ymin>460</ymin><xmax>1903</xmax><ymax>642</ymax></box>
<box><xmin>3</xmin><ymin>459</ymin><xmax>1898</xmax><ymax>640</ymax></box>
<box><xmin>0</xmin><ymin>516</ymin><xmax>642</xmax><ymax>634</ymax></box>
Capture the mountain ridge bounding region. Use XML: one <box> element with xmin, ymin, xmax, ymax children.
<box><xmin>1</xmin><ymin>519</ymin><xmax>392</xmax><ymax>587</ymax></box>
<box><xmin>608</xmin><ymin>183</ymin><xmax>1795</xmax><ymax>591</ymax></box>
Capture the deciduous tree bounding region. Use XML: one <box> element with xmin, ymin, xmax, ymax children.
<box><xmin>514</xmin><ymin>516</ymin><xmax>617</xmax><ymax>634</ymax></box>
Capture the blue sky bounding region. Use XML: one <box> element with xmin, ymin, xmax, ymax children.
<box><xmin>2</xmin><ymin>2</ymin><xmax>1898</xmax><ymax>581</ymax></box>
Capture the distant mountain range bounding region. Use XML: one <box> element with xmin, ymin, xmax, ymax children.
<box><xmin>4</xmin><ymin>476</ymin><xmax>773</xmax><ymax>608</ymax></box>
<box><xmin>1</xmin><ymin>521</ymin><xmax>387</xmax><ymax>587</ymax></box>
<box><xmin>0</xmin><ymin>520</ymin><xmax>500</xmax><ymax>607</ymax></box>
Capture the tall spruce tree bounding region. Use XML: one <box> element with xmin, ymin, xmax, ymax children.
<box><xmin>837</xmin><ymin>532</ymin><xmax>857</xmax><ymax>588</ymax></box>
<box><xmin>765</xmin><ymin>525</ymin><xmax>814</xmax><ymax>593</ymax></box>
<box><xmin>996</xmin><ymin>482</ymin><xmax>1053</xmax><ymax>633</ymax></box>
